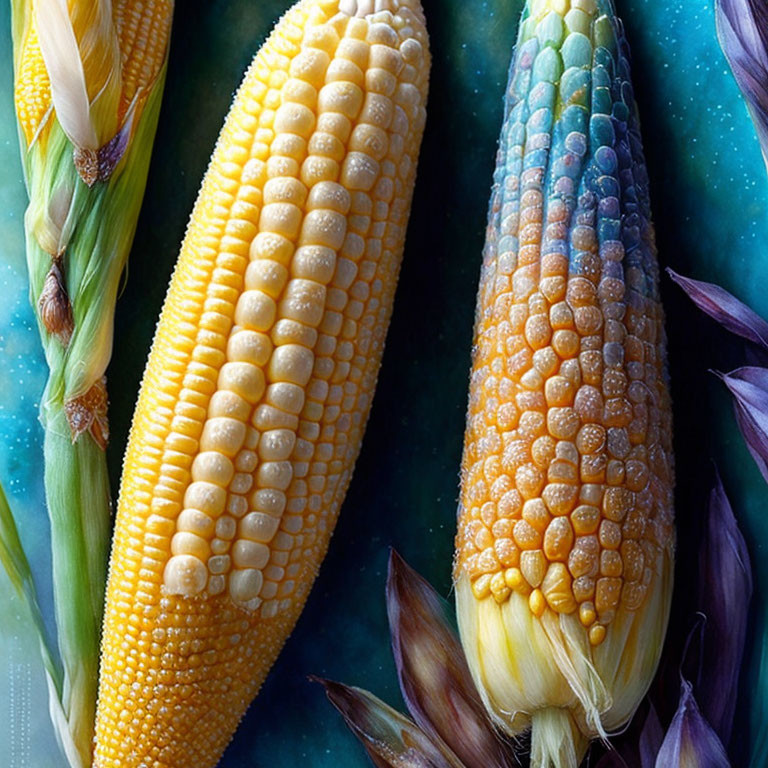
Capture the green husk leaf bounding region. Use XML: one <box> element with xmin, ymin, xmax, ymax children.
<box><xmin>0</xmin><ymin>481</ymin><xmax>61</xmax><ymax>690</ymax></box>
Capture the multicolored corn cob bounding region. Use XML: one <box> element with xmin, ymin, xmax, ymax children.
<box><xmin>94</xmin><ymin>1</ymin><xmax>429</xmax><ymax>766</ymax></box>
<box><xmin>453</xmin><ymin>1</ymin><xmax>674</xmax><ymax>765</ymax></box>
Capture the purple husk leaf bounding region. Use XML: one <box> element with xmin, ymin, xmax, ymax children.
<box><xmin>654</xmin><ymin>680</ymin><xmax>730</xmax><ymax>767</ymax></box>
<box><xmin>696</xmin><ymin>471</ymin><xmax>752</xmax><ymax>746</ymax></box>
<box><xmin>667</xmin><ymin>269</ymin><xmax>768</xmax><ymax>350</ymax></box>
<box><xmin>718</xmin><ymin>366</ymin><xmax>768</xmax><ymax>484</ymax></box>
<box><xmin>639</xmin><ymin>704</ymin><xmax>664</xmax><ymax>768</ymax></box>
<box><xmin>312</xmin><ymin>677</ymin><xmax>463</xmax><ymax>768</ymax></box>
<box><xmin>716</xmin><ymin>0</ymin><xmax>768</xmax><ymax>171</ymax></box>
<box><xmin>387</xmin><ymin>550</ymin><xmax>515</xmax><ymax>768</ymax></box>
<box><xmin>386</xmin><ymin>551</ymin><xmax>517</xmax><ymax>768</ymax></box>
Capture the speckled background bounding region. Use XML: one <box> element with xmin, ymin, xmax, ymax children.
<box><xmin>1</xmin><ymin>1</ymin><xmax>766</xmax><ymax>766</ymax></box>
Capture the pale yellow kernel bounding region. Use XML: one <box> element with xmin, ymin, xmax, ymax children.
<box><xmin>229</xmin><ymin>568</ymin><xmax>264</xmax><ymax>604</ymax></box>
<box><xmin>282</xmin><ymin>77</ymin><xmax>318</xmax><ymax>108</ymax></box>
<box><xmin>242</xmin><ymin>158</ymin><xmax>267</xmax><ymax>185</ymax></box>
<box><xmin>367</xmin><ymin>21</ymin><xmax>398</xmax><ymax>46</ymax></box>
<box><xmin>251</xmin><ymin>488</ymin><xmax>287</xmax><ymax>516</ymax></box>
<box><xmin>351</xmin><ymin>124</ymin><xmax>390</xmax><ymax>162</ymax></box>
<box><xmin>326</xmin><ymin>57</ymin><xmax>364</xmax><ymax>87</ymax></box>
<box><xmin>231</xmin><ymin>473</ymin><xmax>254</xmax><ymax>495</ymax></box>
<box><xmin>505</xmin><ymin>567</ymin><xmax>524</xmax><ymax>590</ymax></box>
<box><xmin>366</xmin><ymin>67</ymin><xmax>397</xmax><ymax>96</ymax></box>
<box><xmin>317</xmin><ymin>111</ymin><xmax>353</xmax><ymax>142</ymax></box>
<box><xmin>164</xmin><ymin>555</ymin><xmax>207</xmax><ymax>596</ymax></box>
<box><xmin>256</xmin><ymin>461</ymin><xmax>293</xmax><ymax>491</ymax></box>
<box><xmin>520</xmin><ymin>550</ymin><xmax>547</xmax><ymax>588</ymax></box>
<box><xmin>250</xmin><ymin>232</ymin><xmax>295</xmax><ymax>264</ymax></box>
<box><xmin>263</xmin><ymin>177</ymin><xmax>308</xmax><ymax>207</ymax></box>
<box><xmin>208</xmin><ymin>574</ymin><xmax>226</xmax><ymax>596</ymax></box>
<box><xmin>529</xmin><ymin>588</ymin><xmax>546</xmax><ymax>616</ymax></box>
<box><xmin>191</xmin><ymin>452</ymin><xmax>235</xmax><ymax>486</ymax></box>
<box><xmin>232</xmin><ymin>540</ymin><xmax>270</xmax><ymax>570</ymax></box>
<box><xmin>240</xmin><ymin>512</ymin><xmax>281</xmax><ymax>543</ymax></box>
<box><xmin>301</xmin><ymin>209</ymin><xmax>348</xmax><ymax>249</ymax></box>
<box><xmin>253</xmin><ymin>404</ymin><xmax>299</xmax><ymax>431</ymax></box>
<box><xmin>272</xmin><ymin>319</ymin><xmax>318</xmax><ymax>348</ymax></box>
<box><xmin>235</xmin><ymin>290</ymin><xmax>277</xmax><ymax>332</ymax></box>
<box><xmin>208</xmin><ymin>390</ymin><xmax>251</xmax><ymax>421</ymax></box>
<box><xmin>215</xmin><ymin>516</ymin><xmax>237</xmax><ymax>540</ymax></box>
<box><xmin>336</xmin><ymin>35</ymin><xmax>369</xmax><ymax>67</ymax></box>
<box><xmin>219</xmin><ymin>362</ymin><xmax>266</xmax><ymax>404</ymax></box>
<box><xmin>199</xmin><ymin>417</ymin><xmax>247</xmax><ymax>457</ymax></box>
<box><xmin>271</xmin><ymin>133</ymin><xmax>308</xmax><ymax>163</ymax></box>
<box><xmin>341</xmin><ymin>152</ymin><xmax>380</xmax><ymax>191</ymax></box>
<box><xmin>309</xmin><ymin>131</ymin><xmax>346</xmax><ymax>161</ymax></box>
<box><xmin>259</xmin><ymin>429</ymin><xmax>297</xmax><ymax>461</ymax></box>
<box><xmin>333</xmin><ymin>258</ymin><xmax>359</xmax><ymax>290</ymax></box>
<box><xmin>543</xmin><ymin>517</ymin><xmax>574</xmax><ymax>562</ymax></box>
<box><xmin>369</xmin><ymin>42</ymin><xmax>403</xmax><ymax>73</ymax></box>
<box><xmin>228</xmin><ymin>495</ymin><xmax>249</xmax><ymax>518</ymax></box>
<box><xmin>177</xmin><ymin>509</ymin><xmax>215</xmax><ymax>538</ymax></box>
<box><xmin>269</xmin><ymin>344</ymin><xmax>315</xmax><ymax>386</ymax></box>
<box><xmin>274</xmin><ymin>102</ymin><xmax>315</xmax><ymax>138</ymax></box>
<box><xmin>291</xmin><ymin>246</ymin><xmax>338</xmax><ymax>284</ymax></box>
<box><xmin>280</xmin><ymin>279</ymin><xmax>327</xmax><ymax>326</ymax></box>
<box><xmin>261</xmin><ymin>600</ymin><xmax>280</xmax><ymax>618</ymax></box>
<box><xmin>244</xmin><ymin>260</ymin><xmax>288</xmax><ymax>301</ymax></box>
<box><xmin>289</xmin><ymin>48</ymin><xmax>330</xmax><ymax>88</ymax></box>
<box><xmin>542</xmin><ymin>562</ymin><xmax>576</xmax><ymax>614</ymax></box>
<box><xmin>209</xmin><ymin>555</ymin><xmax>231</xmax><ymax>575</ymax></box>
<box><xmin>267</xmin><ymin>155</ymin><xmax>300</xmax><ymax>180</ymax></box>
<box><xmin>579</xmin><ymin>601</ymin><xmax>596</xmax><ymax>626</ymax></box>
<box><xmin>183</xmin><ymin>481</ymin><xmax>227</xmax><ymax>517</ymax></box>
<box><xmin>171</xmin><ymin>532</ymin><xmax>210</xmax><ymax>561</ymax></box>
<box><xmin>318</xmin><ymin>81</ymin><xmax>364</xmax><ymax>119</ymax></box>
<box><xmin>260</xmin><ymin>203</ymin><xmax>302</xmax><ymax>240</ymax></box>
<box><xmin>589</xmin><ymin>623</ymin><xmax>606</xmax><ymax>646</ymax></box>
<box><xmin>266</xmin><ymin>382</ymin><xmax>305</xmax><ymax>414</ymax></box>
<box><xmin>490</xmin><ymin>571</ymin><xmax>510</xmax><ymax>603</ymax></box>
<box><xmin>472</xmin><ymin>573</ymin><xmax>492</xmax><ymax>599</ymax></box>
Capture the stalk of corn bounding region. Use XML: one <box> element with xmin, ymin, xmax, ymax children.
<box><xmin>8</xmin><ymin>2</ymin><xmax>173</xmax><ymax>765</ymax></box>
<box><xmin>94</xmin><ymin>1</ymin><xmax>430</xmax><ymax>766</ymax></box>
<box><xmin>453</xmin><ymin>1</ymin><xmax>674</xmax><ymax>765</ymax></box>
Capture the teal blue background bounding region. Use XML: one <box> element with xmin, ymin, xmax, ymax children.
<box><xmin>1</xmin><ymin>1</ymin><xmax>767</xmax><ymax>765</ymax></box>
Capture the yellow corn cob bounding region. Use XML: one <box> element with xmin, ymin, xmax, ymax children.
<box><xmin>94</xmin><ymin>1</ymin><xmax>429</xmax><ymax>766</ymax></box>
<box><xmin>453</xmin><ymin>1</ymin><xmax>674</xmax><ymax>766</ymax></box>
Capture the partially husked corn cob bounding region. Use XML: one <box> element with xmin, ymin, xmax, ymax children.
<box><xmin>9</xmin><ymin>2</ymin><xmax>173</xmax><ymax>766</ymax></box>
<box><xmin>454</xmin><ymin>1</ymin><xmax>673</xmax><ymax>765</ymax></box>
<box><xmin>94</xmin><ymin>2</ymin><xmax>430</xmax><ymax>766</ymax></box>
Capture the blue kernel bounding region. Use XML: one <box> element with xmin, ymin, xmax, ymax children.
<box><xmin>590</xmin><ymin>114</ymin><xmax>615</xmax><ymax>147</ymax></box>
<box><xmin>560</xmin><ymin>68</ymin><xmax>591</xmax><ymax>107</ymax></box>
<box><xmin>537</xmin><ymin>11</ymin><xmax>565</xmax><ymax>48</ymax></box>
<box><xmin>598</xmin><ymin>196</ymin><xmax>621</xmax><ymax>219</ymax></box>
<box><xmin>528</xmin><ymin>81</ymin><xmax>556</xmax><ymax>110</ymax></box>
<box><xmin>595</xmin><ymin>175</ymin><xmax>619</xmax><ymax>198</ymax></box>
<box><xmin>560</xmin><ymin>104</ymin><xmax>589</xmax><ymax>134</ymax></box>
<box><xmin>532</xmin><ymin>46</ymin><xmax>564</xmax><ymax>84</ymax></box>
<box><xmin>528</xmin><ymin>107</ymin><xmax>553</xmax><ymax>134</ymax></box>
<box><xmin>561</xmin><ymin>32</ymin><xmax>593</xmax><ymax>69</ymax></box>
<box><xmin>564</xmin><ymin>131</ymin><xmax>588</xmax><ymax>157</ymax></box>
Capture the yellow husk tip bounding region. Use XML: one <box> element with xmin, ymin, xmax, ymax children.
<box><xmin>455</xmin><ymin>545</ymin><xmax>673</xmax><ymax>767</ymax></box>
